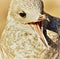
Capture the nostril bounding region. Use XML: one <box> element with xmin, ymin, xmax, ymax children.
<box><xmin>38</xmin><ymin>15</ymin><xmax>46</xmax><ymax>21</ymax></box>
<box><xmin>39</xmin><ymin>16</ymin><xmax>43</xmax><ymax>18</ymax></box>
<box><xmin>38</xmin><ymin>16</ymin><xmax>43</xmax><ymax>21</ymax></box>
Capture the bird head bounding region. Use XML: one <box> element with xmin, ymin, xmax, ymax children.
<box><xmin>8</xmin><ymin>0</ymin><xmax>45</xmax><ymax>24</ymax></box>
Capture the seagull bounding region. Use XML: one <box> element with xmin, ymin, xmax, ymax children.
<box><xmin>0</xmin><ymin>0</ymin><xmax>49</xmax><ymax>58</ymax></box>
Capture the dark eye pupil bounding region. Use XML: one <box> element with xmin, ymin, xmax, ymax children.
<box><xmin>19</xmin><ymin>11</ymin><xmax>26</xmax><ymax>18</ymax></box>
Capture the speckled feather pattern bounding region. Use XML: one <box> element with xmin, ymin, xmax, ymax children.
<box><xmin>0</xmin><ymin>0</ymin><xmax>48</xmax><ymax>58</ymax></box>
<box><xmin>1</xmin><ymin>21</ymin><xmax>47</xmax><ymax>59</ymax></box>
<box><xmin>0</xmin><ymin>0</ymin><xmax>59</xmax><ymax>59</ymax></box>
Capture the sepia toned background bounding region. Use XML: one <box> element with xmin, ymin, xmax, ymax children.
<box><xmin>0</xmin><ymin>0</ymin><xmax>60</xmax><ymax>37</ymax></box>
<box><xmin>44</xmin><ymin>0</ymin><xmax>60</xmax><ymax>17</ymax></box>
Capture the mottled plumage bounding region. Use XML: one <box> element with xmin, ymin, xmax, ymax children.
<box><xmin>0</xmin><ymin>0</ymin><xmax>59</xmax><ymax>59</ymax></box>
<box><xmin>0</xmin><ymin>0</ymin><xmax>48</xmax><ymax>59</ymax></box>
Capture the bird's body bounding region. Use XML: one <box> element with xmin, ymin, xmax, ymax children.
<box><xmin>0</xmin><ymin>0</ymin><xmax>59</xmax><ymax>59</ymax></box>
<box><xmin>0</xmin><ymin>0</ymin><xmax>48</xmax><ymax>59</ymax></box>
<box><xmin>0</xmin><ymin>20</ymin><xmax>47</xmax><ymax>59</ymax></box>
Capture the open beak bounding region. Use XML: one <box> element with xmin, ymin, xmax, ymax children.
<box><xmin>28</xmin><ymin>15</ymin><xmax>49</xmax><ymax>47</ymax></box>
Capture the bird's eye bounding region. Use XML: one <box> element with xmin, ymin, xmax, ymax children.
<box><xmin>19</xmin><ymin>11</ymin><xmax>26</xmax><ymax>18</ymax></box>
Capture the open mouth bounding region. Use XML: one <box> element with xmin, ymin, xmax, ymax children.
<box><xmin>27</xmin><ymin>15</ymin><xmax>49</xmax><ymax>47</ymax></box>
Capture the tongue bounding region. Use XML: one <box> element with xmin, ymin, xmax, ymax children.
<box><xmin>29</xmin><ymin>23</ymin><xmax>48</xmax><ymax>47</ymax></box>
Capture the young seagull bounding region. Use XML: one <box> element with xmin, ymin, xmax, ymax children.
<box><xmin>0</xmin><ymin>0</ymin><xmax>49</xmax><ymax>58</ymax></box>
<box><xmin>18</xmin><ymin>0</ymin><xmax>48</xmax><ymax>47</ymax></box>
<box><xmin>2</xmin><ymin>0</ymin><xmax>48</xmax><ymax>47</ymax></box>
<box><xmin>18</xmin><ymin>0</ymin><xmax>48</xmax><ymax>46</ymax></box>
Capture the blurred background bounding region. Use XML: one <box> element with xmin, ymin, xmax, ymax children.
<box><xmin>0</xmin><ymin>0</ymin><xmax>11</xmax><ymax>37</ymax></box>
<box><xmin>0</xmin><ymin>0</ymin><xmax>60</xmax><ymax>36</ymax></box>
<box><xmin>44</xmin><ymin>0</ymin><xmax>60</xmax><ymax>17</ymax></box>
